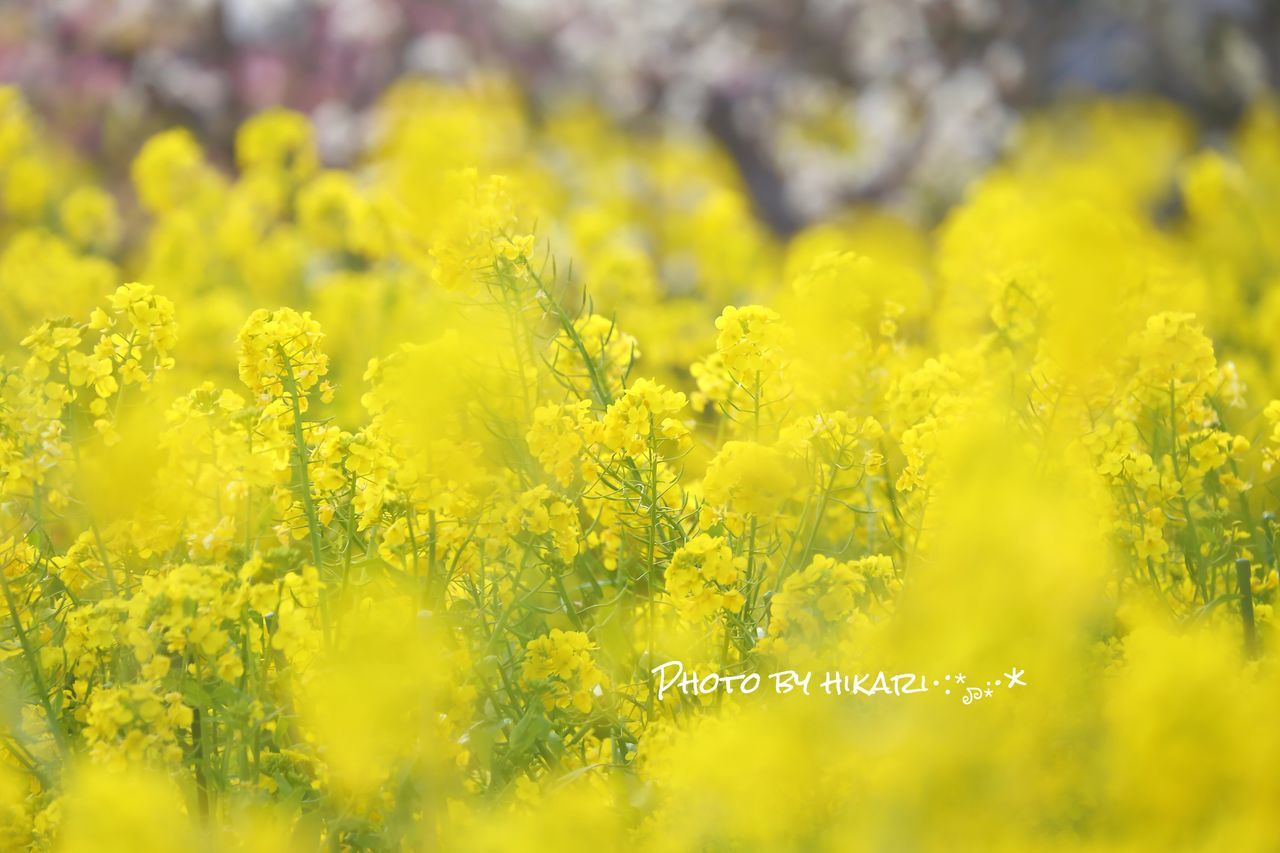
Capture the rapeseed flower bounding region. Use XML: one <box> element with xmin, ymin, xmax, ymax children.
<box><xmin>0</xmin><ymin>81</ymin><xmax>1279</xmax><ymax>852</ymax></box>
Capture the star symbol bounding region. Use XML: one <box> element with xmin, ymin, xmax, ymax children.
<box><xmin>1003</xmin><ymin>667</ymin><xmax>1026</xmax><ymax>688</ymax></box>
<box><xmin>984</xmin><ymin>688</ymin><xmax>993</xmax><ymax>697</ymax></box>
<box><xmin>954</xmin><ymin>673</ymin><xmax>966</xmax><ymax>685</ymax></box>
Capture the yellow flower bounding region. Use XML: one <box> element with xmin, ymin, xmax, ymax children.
<box><xmin>296</xmin><ymin>170</ymin><xmax>367</xmax><ymax>252</ymax></box>
<box><xmin>236</xmin><ymin>107</ymin><xmax>318</xmax><ymax>184</ymax></box>
<box><xmin>665</xmin><ymin>534</ymin><xmax>744</xmax><ymax>621</ymax></box>
<box><xmin>236</xmin><ymin>306</ymin><xmax>330</xmax><ymax>402</ymax></box>
<box><xmin>131</xmin><ymin>128</ymin><xmax>219</xmax><ymax>214</ymax></box>
<box><xmin>427</xmin><ymin>169</ymin><xmax>523</xmax><ymax>292</ymax></box>
<box><xmin>523</xmin><ymin>629</ymin><xmax>606</xmax><ymax>713</ymax></box>
<box><xmin>713</xmin><ymin>304</ymin><xmax>789</xmax><ymax>382</ymax></box>
<box><xmin>702</xmin><ymin>440</ymin><xmax>795</xmax><ymax>517</ymax></box>
<box><xmin>595</xmin><ymin>378</ymin><xmax>689</xmax><ymax>458</ymax></box>
<box><xmin>59</xmin><ymin>186</ymin><xmax>121</xmax><ymax>249</ymax></box>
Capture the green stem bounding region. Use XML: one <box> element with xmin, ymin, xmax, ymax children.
<box><xmin>0</xmin><ymin>569</ymin><xmax>68</xmax><ymax>758</ymax></box>
<box><xmin>277</xmin><ymin>347</ymin><xmax>325</xmax><ymax>571</ymax></box>
<box><xmin>275</xmin><ymin>346</ymin><xmax>330</xmax><ymax>645</ymax></box>
<box><xmin>527</xmin><ymin>264</ymin><xmax>613</xmax><ymax>407</ymax></box>
<box><xmin>645</xmin><ymin>422</ymin><xmax>659</xmax><ymax>717</ymax></box>
<box><xmin>1237</xmin><ymin>558</ymin><xmax>1258</xmax><ymax>658</ymax></box>
<box><xmin>1167</xmin><ymin>382</ymin><xmax>1207</xmax><ymax>600</ymax></box>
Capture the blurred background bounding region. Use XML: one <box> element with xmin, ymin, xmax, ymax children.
<box><xmin>1</xmin><ymin>0</ymin><xmax>1276</xmax><ymax>231</ymax></box>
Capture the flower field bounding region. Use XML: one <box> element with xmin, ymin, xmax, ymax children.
<box><xmin>4</xmin><ymin>79</ymin><xmax>1280</xmax><ymax>849</ymax></box>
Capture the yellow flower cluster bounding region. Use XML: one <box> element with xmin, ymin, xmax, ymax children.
<box><xmin>664</xmin><ymin>534</ymin><xmax>744</xmax><ymax>621</ymax></box>
<box><xmin>762</xmin><ymin>553</ymin><xmax>897</xmax><ymax>658</ymax></box>
<box><xmin>522</xmin><ymin>629</ymin><xmax>607</xmax><ymax>713</ymax></box>
<box><xmin>236</xmin><ymin>307</ymin><xmax>332</xmax><ymax>404</ymax></box>
<box><xmin>702</xmin><ymin>440</ymin><xmax>795</xmax><ymax>518</ymax></box>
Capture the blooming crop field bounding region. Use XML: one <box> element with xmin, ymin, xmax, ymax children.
<box><xmin>3</xmin><ymin>79</ymin><xmax>1280</xmax><ymax>850</ymax></box>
